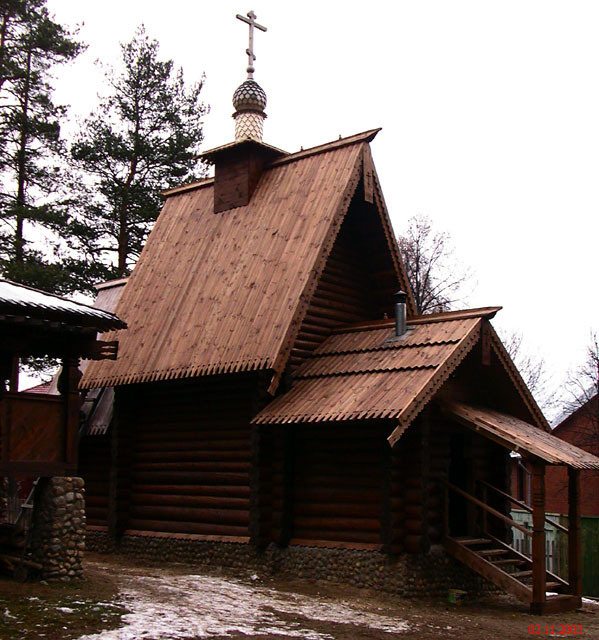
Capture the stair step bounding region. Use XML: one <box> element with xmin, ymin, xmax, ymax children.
<box><xmin>493</xmin><ymin>558</ymin><xmax>528</xmax><ymax>566</ymax></box>
<box><xmin>455</xmin><ymin>538</ymin><xmax>491</xmax><ymax>545</ymax></box>
<box><xmin>478</xmin><ymin>549</ymin><xmax>509</xmax><ymax>557</ymax></box>
<box><xmin>510</xmin><ymin>570</ymin><xmax>533</xmax><ymax>578</ymax></box>
<box><xmin>546</xmin><ymin>582</ymin><xmax>562</xmax><ymax>590</ymax></box>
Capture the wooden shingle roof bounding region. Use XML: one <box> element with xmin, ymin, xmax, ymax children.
<box><xmin>81</xmin><ymin>130</ymin><xmax>404</xmax><ymax>389</ymax></box>
<box><xmin>252</xmin><ymin>308</ymin><xmax>500</xmax><ymax>437</ymax></box>
<box><xmin>444</xmin><ymin>402</ymin><xmax>599</xmax><ymax>469</ymax></box>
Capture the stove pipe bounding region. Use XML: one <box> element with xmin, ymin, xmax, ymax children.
<box><xmin>394</xmin><ymin>290</ymin><xmax>408</xmax><ymax>337</ymax></box>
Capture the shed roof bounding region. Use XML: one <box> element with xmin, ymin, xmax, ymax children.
<box><xmin>252</xmin><ymin>308</ymin><xmax>499</xmax><ymax>432</ymax></box>
<box><xmin>0</xmin><ymin>279</ymin><xmax>126</xmax><ymax>332</ymax></box>
<box><xmin>81</xmin><ymin>129</ymin><xmax>409</xmax><ymax>389</ymax></box>
<box><xmin>443</xmin><ymin>401</ymin><xmax>599</xmax><ymax>469</ymax></box>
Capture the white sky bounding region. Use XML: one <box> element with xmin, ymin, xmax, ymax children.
<box><xmin>44</xmin><ymin>0</ymin><xmax>599</xmax><ymax>395</ymax></box>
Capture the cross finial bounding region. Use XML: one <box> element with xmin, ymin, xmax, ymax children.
<box><xmin>236</xmin><ymin>10</ymin><xmax>267</xmax><ymax>79</ymax></box>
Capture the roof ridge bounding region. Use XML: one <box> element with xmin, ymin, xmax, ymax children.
<box><xmin>162</xmin><ymin>177</ymin><xmax>215</xmax><ymax>197</ymax></box>
<box><xmin>332</xmin><ymin>307</ymin><xmax>502</xmax><ymax>334</ymax></box>
<box><xmin>162</xmin><ymin>129</ymin><xmax>381</xmax><ymax>198</ymax></box>
<box><xmin>269</xmin><ymin>128</ymin><xmax>381</xmax><ymax>167</ymax></box>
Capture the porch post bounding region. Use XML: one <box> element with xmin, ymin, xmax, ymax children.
<box><xmin>530</xmin><ymin>462</ymin><xmax>546</xmax><ymax>612</ymax></box>
<box><xmin>567</xmin><ymin>467</ymin><xmax>582</xmax><ymax>600</ymax></box>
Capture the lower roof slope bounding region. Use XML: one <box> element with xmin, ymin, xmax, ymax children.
<box><xmin>252</xmin><ymin>308</ymin><xmax>500</xmax><ymax>428</ymax></box>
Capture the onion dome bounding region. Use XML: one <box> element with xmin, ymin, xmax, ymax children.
<box><xmin>233</xmin><ymin>79</ymin><xmax>267</xmax><ymax>113</ymax></box>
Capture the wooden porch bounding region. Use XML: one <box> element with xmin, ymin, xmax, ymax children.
<box><xmin>443</xmin><ymin>471</ymin><xmax>582</xmax><ymax>614</ymax></box>
<box><xmin>439</xmin><ymin>401</ymin><xmax>599</xmax><ymax>614</ymax></box>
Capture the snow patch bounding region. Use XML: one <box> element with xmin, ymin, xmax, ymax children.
<box><xmin>77</xmin><ymin>573</ymin><xmax>411</xmax><ymax>639</ymax></box>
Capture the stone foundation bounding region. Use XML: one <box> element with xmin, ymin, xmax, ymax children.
<box><xmin>30</xmin><ymin>477</ymin><xmax>85</xmax><ymax>581</ymax></box>
<box><xmin>86</xmin><ymin>532</ymin><xmax>492</xmax><ymax>598</ymax></box>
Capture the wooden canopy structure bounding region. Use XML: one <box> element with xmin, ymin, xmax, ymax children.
<box><xmin>0</xmin><ymin>280</ymin><xmax>125</xmax><ymax>476</ymax></box>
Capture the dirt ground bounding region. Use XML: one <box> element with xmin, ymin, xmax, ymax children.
<box><xmin>1</xmin><ymin>553</ymin><xmax>598</xmax><ymax>639</ymax></box>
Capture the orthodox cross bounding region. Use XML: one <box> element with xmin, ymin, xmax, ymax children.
<box><xmin>236</xmin><ymin>10</ymin><xmax>267</xmax><ymax>79</ymax></box>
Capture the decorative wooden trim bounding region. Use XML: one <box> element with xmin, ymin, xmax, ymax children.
<box><xmin>388</xmin><ymin>321</ymin><xmax>482</xmax><ymax>446</ymax></box>
<box><xmin>486</xmin><ymin>322</ymin><xmax>549</xmax><ymax>431</ymax></box>
<box><xmin>368</xmin><ymin>153</ymin><xmax>416</xmax><ymax>318</ymax></box>
<box><xmin>268</xmin><ymin>144</ymin><xmax>366</xmax><ymax>390</ymax></box>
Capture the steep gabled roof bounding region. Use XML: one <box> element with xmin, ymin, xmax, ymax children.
<box><xmin>81</xmin><ymin>130</ymin><xmax>410</xmax><ymax>389</ymax></box>
<box><xmin>252</xmin><ymin>308</ymin><xmax>500</xmax><ymax>440</ymax></box>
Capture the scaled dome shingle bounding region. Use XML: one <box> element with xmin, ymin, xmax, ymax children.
<box><xmin>233</xmin><ymin>79</ymin><xmax>267</xmax><ymax>112</ymax></box>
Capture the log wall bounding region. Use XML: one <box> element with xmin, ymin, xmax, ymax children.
<box><xmin>113</xmin><ymin>375</ymin><xmax>259</xmax><ymax>538</ymax></box>
<box><xmin>78</xmin><ymin>434</ymin><xmax>110</xmax><ymax>526</ymax></box>
<box><xmin>272</xmin><ymin>422</ymin><xmax>388</xmax><ymax>547</ymax></box>
<box><xmin>289</xmin><ymin>193</ymin><xmax>399</xmax><ymax>371</ymax></box>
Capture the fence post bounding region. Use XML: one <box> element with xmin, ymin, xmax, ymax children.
<box><xmin>530</xmin><ymin>462</ymin><xmax>546</xmax><ymax>613</ymax></box>
<box><xmin>568</xmin><ymin>467</ymin><xmax>582</xmax><ymax>600</ymax></box>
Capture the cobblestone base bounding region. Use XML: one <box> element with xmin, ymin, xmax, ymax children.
<box><xmin>30</xmin><ymin>477</ymin><xmax>85</xmax><ymax>582</ymax></box>
<box><xmin>86</xmin><ymin>532</ymin><xmax>492</xmax><ymax>598</ymax></box>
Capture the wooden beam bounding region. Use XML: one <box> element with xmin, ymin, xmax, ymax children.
<box><xmin>531</xmin><ymin>463</ymin><xmax>546</xmax><ymax>609</ymax></box>
<box><xmin>568</xmin><ymin>467</ymin><xmax>582</xmax><ymax>598</ymax></box>
<box><xmin>63</xmin><ymin>358</ymin><xmax>82</xmax><ymax>466</ymax></box>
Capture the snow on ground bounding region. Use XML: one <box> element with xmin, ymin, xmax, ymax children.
<box><xmin>77</xmin><ymin>570</ymin><xmax>412</xmax><ymax>639</ymax></box>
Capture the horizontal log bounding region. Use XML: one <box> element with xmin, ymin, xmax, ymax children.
<box><xmin>127</xmin><ymin>519</ymin><xmax>249</xmax><ymax>537</ymax></box>
<box><xmin>132</xmin><ymin>462</ymin><xmax>251</xmax><ymax>473</ymax></box>
<box><xmin>130</xmin><ymin>471</ymin><xmax>249</xmax><ymax>485</ymax></box>
<box><xmin>86</xmin><ymin>507</ymin><xmax>108</xmax><ymax>520</ymax></box>
<box><xmin>131</xmin><ymin>494</ymin><xmax>250</xmax><ymax>510</ymax></box>
<box><xmin>84</xmin><ymin>495</ymin><xmax>109</xmax><ymax>507</ymax></box>
<box><xmin>292</xmin><ymin>502</ymin><xmax>380</xmax><ymax>518</ymax></box>
<box><xmin>129</xmin><ymin>506</ymin><xmax>249</xmax><ymax>525</ymax></box>
<box><xmin>403</xmin><ymin>489</ymin><xmax>423</xmax><ymax>504</ymax></box>
<box><xmin>404</xmin><ymin>535</ymin><xmax>427</xmax><ymax>554</ymax></box>
<box><xmin>135</xmin><ymin>449</ymin><xmax>250</xmax><ymax>462</ymax></box>
<box><xmin>130</xmin><ymin>484</ymin><xmax>250</xmax><ymax>498</ymax></box>
<box><xmin>404</xmin><ymin>504</ymin><xmax>423</xmax><ymax>519</ymax></box>
<box><xmin>404</xmin><ymin>519</ymin><xmax>423</xmax><ymax>535</ymax></box>
<box><xmin>135</xmin><ymin>437</ymin><xmax>250</xmax><ymax>450</ymax></box>
<box><xmin>278</xmin><ymin>486</ymin><xmax>381</xmax><ymax>504</ymax></box>
<box><xmin>292</xmin><ymin>528</ymin><xmax>380</xmax><ymax>544</ymax></box>
<box><xmin>293</xmin><ymin>516</ymin><xmax>380</xmax><ymax>532</ymax></box>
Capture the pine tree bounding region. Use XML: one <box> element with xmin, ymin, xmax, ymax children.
<box><xmin>69</xmin><ymin>26</ymin><xmax>209</xmax><ymax>280</ymax></box>
<box><xmin>0</xmin><ymin>0</ymin><xmax>83</xmax><ymax>292</ymax></box>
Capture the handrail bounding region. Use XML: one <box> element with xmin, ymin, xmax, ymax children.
<box><xmin>480</xmin><ymin>480</ymin><xmax>569</xmax><ymax>535</ymax></box>
<box><xmin>443</xmin><ymin>480</ymin><xmax>532</xmax><ymax>538</ymax></box>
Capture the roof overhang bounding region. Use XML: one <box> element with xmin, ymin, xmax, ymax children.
<box><xmin>443</xmin><ymin>401</ymin><xmax>599</xmax><ymax>469</ymax></box>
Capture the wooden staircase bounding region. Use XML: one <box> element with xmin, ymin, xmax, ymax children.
<box><xmin>444</xmin><ymin>535</ymin><xmax>580</xmax><ymax>613</ymax></box>
<box><xmin>443</xmin><ymin>479</ymin><xmax>583</xmax><ymax>614</ymax></box>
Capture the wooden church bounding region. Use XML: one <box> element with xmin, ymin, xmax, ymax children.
<box><xmin>79</xmin><ymin>12</ymin><xmax>599</xmax><ymax>614</ymax></box>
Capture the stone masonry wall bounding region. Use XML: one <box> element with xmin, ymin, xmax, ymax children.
<box><xmin>86</xmin><ymin>532</ymin><xmax>492</xmax><ymax>598</ymax></box>
<box><xmin>30</xmin><ymin>477</ymin><xmax>85</xmax><ymax>581</ymax></box>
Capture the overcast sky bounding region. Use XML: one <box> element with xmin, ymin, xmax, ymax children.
<box><xmin>45</xmin><ymin>0</ymin><xmax>599</xmax><ymax>402</ymax></box>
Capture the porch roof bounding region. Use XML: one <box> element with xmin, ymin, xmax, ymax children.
<box><xmin>443</xmin><ymin>402</ymin><xmax>599</xmax><ymax>469</ymax></box>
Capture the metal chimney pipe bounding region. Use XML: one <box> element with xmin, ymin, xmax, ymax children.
<box><xmin>394</xmin><ymin>290</ymin><xmax>408</xmax><ymax>337</ymax></box>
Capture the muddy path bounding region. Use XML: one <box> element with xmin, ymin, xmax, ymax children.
<box><xmin>1</xmin><ymin>553</ymin><xmax>599</xmax><ymax>639</ymax></box>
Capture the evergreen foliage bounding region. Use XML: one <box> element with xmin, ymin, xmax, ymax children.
<box><xmin>0</xmin><ymin>0</ymin><xmax>83</xmax><ymax>293</ymax></box>
<box><xmin>69</xmin><ymin>26</ymin><xmax>209</xmax><ymax>281</ymax></box>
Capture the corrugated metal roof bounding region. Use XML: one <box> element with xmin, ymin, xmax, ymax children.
<box><xmin>444</xmin><ymin>402</ymin><xmax>599</xmax><ymax>469</ymax></box>
<box><xmin>0</xmin><ymin>279</ymin><xmax>126</xmax><ymax>331</ymax></box>
<box><xmin>252</xmin><ymin>314</ymin><xmax>482</xmax><ymax>426</ymax></box>
<box><xmin>81</xmin><ymin>131</ymin><xmax>383</xmax><ymax>389</ymax></box>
